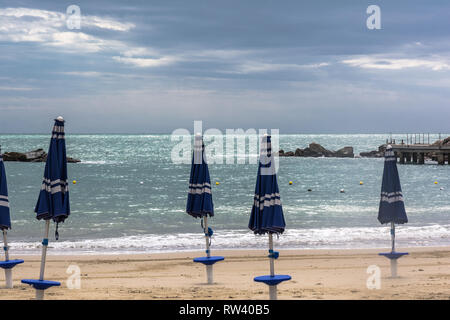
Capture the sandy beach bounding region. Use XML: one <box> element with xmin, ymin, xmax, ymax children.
<box><xmin>0</xmin><ymin>246</ymin><xmax>448</xmax><ymax>300</ymax></box>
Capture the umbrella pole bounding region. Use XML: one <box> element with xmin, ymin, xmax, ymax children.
<box><xmin>36</xmin><ymin>220</ymin><xmax>50</xmax><ymax>300</ymax></box>
<box><xmin>391</xmin><ymin>222</ymin><xmax>395</xmax><ymax>252</ymax></box>
<box><xmin>2</xmin><ymin>230</ymin><xmax>9</xmax><ymax>261</ymax></box>
<box><xmin>268</xmin><ymin>233</ymin><xmax>277</xmax><ymax>300</ymax></box>
<box><xmin>203</xmin><ymin>216</ymin><xmax>213</xmax><ymax>284</ymax></box>
<box><xmin>390</xmin><ymin>222</ymin><xmax>397</xmax><ymax>277</ymax></box>
<box><xmin>2</xmin><ymin>230</ymin><xmax>12</xmax><ymax>288</ymax></box>
<box><xmin>204</xmin><ymin>216</ymin><xmax>210</xmax><ymax>258</ymax></box>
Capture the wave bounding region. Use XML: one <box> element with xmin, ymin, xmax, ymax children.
<box><xmin>8</xmin><ymin>224</ymin><xmax>450</xmax><ymax>255</ymax></box>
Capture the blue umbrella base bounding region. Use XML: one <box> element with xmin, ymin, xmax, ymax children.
<box><xmin>254</xmin><ymin>275</ymin><xmax>291</xmax><ymax>286</ymax></box>
<box><xmin>0</xmin><ymin>259</ymin><xmax>24</xmax><ymax>270</ymax></box>
<box><xmin>193</xmin><ymin>256</ymin><xmax>225</xmax><ymax>266</ymax></box>
<box><xmin>378</xmin><ymin>252</ymin><xmax>409</xmax><ymax>260</ymax></box>
<box><xmin>21</xmin><ymin>279</ymin><xmax>61</xmax><ymax>290</ymax></box>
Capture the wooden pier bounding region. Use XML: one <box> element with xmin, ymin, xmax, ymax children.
<box><xmin>391</xmin><ymin>144</ymin><xmax>450</xmax><ymax>165</ymax></box>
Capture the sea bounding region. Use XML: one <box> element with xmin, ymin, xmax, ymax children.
<box><xmin>0</xmin><ymin>133</ymin><xmax>449</xmax><ymax>255</ymax></box>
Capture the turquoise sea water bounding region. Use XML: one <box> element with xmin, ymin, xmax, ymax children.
<box><xmin>0</xmin><ymin>133</ymin><xmax>449</xmax><ymax>254</ymax></box>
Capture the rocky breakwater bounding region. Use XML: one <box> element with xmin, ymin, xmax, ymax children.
<box><xmin>278</xmin><ymin>143</ymin><xmax>354</xmax><ymax>158</ymax></box>
<box><xmin>359</xmin><ymin>144</ymin><xmax>387</xmax><ymax>158</ymax></box>
<box><xmin>3</xmin><ymin>149</ymin><xmax>81</xmax><ymax>163</ymax></box>
<box><xmin>432</xmin><ymin>136</ymin><xmax>450</xmax><ymax>147</ymax></box>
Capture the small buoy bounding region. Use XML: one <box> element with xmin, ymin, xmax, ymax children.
<box><xmin>289</xmin><ymin>181</ymin><xmax>293</xmax><ymax>185</ymax></box>
<box><xmin>307</xmin><ymin>188</ymin><xmax>312</xmax><ymax>192</ymax></box>
<box><xmin>359</xmin><ymin>181</ymin><xmax>364</xmax><ymax>185</ymax></box>
<box><xmin>434</xmin><ymin>181</ymin><xmax>438</xmax><ymax>185</ymax></box>
<box><xmin>340</xmin><ymin>189</ymin><xmax>345</xmax><ymax>193</ymax></box>
<box><xmin>140</xmin><ymin>181</ymin><xmax>144</xmax><ymax>185</ymax></box>
<box><xmin>216</xmin><ymin>182</ymin><xmax>219</xmax><ymax>185</ymax></box>
<box><xmin>72</xmin><ymin>180</ymin><xmax>77</xmax><ymax>185</ymax></box>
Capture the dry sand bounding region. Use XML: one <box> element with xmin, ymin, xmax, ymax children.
<box><xmin>0</xmin><ymin>247</ymin><xmax>449</xmax><ymax>300</ymax></box>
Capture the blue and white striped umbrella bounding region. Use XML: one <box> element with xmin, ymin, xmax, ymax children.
<box><xmin>0</xmin><ymin>151</ymin><xmax>10</xmax><ymax>230</ymax></box>
<box><xmin>249</xmin><ymin>135</ymin><xmax>285</xmax><ymax>234</ymax></box>
<box><xmin>1</xmin><ymin>147</ymin><xmax>24</xmax><ymax>288</ymax></box>
<box><xmin>249</xmin><ymin>135</ymin><xmax>290</xmax><ymax>299</ymax></box>
<box><xmin>378</xmin><ymin>145</ymin><xmax>408</xmax><ymax>225</ymax></box>
<box><xmin>186</xmin><ymin>134</ymin><xmax>213</xmax><ymax>218</ymax></box>
<box><xmin>35</xmin><ymin>117</ymin><xmax>70</xmax><ymax>227</ymax></box>
<box><xmin>21</xmin><ymin>117</ymin><xmax>69</xmax><ymax>298</ymax></box>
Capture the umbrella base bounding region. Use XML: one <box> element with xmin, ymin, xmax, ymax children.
<box><xmin>193</xmin><ymin>256</ymin><xmax>224</xmax><ymax>284</ymax></box>
<box><xmin>254</xmin><ymin>275</ymin><xmax>291</xmax><ymax>300</ymax></box>
<box><xmin>379</xmin><ymin>252</ymin><xmax>408</xmax><ymax>278</ymax></box>
<box><xmin>254</xmin><ymin>274</ymin><xmax>291</xmax><ymax>286</ymax></box>
<box><xmin>0</xmin><ymin>259</ymin><xmax>24</xmax><ymax>269</ymax></box>
<box><xmin>193</xmin><ymin>256</ymin><xmax>224</xmax><ymax>266</ymax></box>
<box><xmin>21</xmin><ymin>279</ymin><xmax>61</xmax><ymax>291</ymax></box>
<box><xmin>378</xmin><ymin>252</ymin><xmax>408</xmax><ymax>260</ymax></box>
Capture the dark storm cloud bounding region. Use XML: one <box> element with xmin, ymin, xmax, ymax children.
<box><xmin>0</xmin><ymin>0</ymin><xmax>449</xmax><ymax>133</ymax></box>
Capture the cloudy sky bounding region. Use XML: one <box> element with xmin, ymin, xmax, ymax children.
<box><xmin>0</xmin><ymin>0</ymin><xmax>449</xmax><ymax>133</ymax></box>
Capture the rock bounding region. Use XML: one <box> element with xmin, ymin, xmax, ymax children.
<box><xmin>67</xmin><ymin>157</ymin><xmax>81</xmax><ymax>163</ymax></box>
<box><xmin>278</xmin><ymin>143</ymin><xmax>354</xmax><ymax>158</ymax></box>
<box><xmin>303</xmin><ymin>143</ymin><xmax>335</xmax><ymax>157</ymax></box>
<box><xmin>360</xmin><ymin>144</ymin><xmax>386</xmax><ymax>158</ymax></box>
<box><xmin>3</xmin><ymin>149</ymin><xmax>80</xmax><ymax>163</ymax></box>
<box><xmin>360</xmin><ymin>150</ymin><xmax>383</xmax><ymax>158</ymax></box>
<box><xmin>335</xmin><ymin>146</ymin><xmax>354</xmax><ymax>158</ymax></box>
<box><xmin>26</xmin><ymin>149</ymin><xmax>47</xmax><ymax>162</ymax></box>
<box><xmin>3</xmin><ymin>152</ymin><xmax>27</xmax><ymax>161</ymax></box>
<box><xmin>443</xmin><ymin>137</ymin><xmax>450</xmax><ymax>146</ymax></box>
<box><xmin>294</xmin><ymin>148</ymin><xmax>304</xmax><ymax>156</ymax></box>
<box><xmin>432</xmin><ymin>137</ymin><xmax>450</xmax><ymax>146</ymax></box>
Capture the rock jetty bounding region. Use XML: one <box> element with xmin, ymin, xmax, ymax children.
<box><xmin>3</xmin><ymin>149</ymin><xmax>80</xmax><ymax>163</ymax></box>
<box><xmin>359</xmin><ymin>145</ymin><xmax>386</xmax><ymax>158</ymax></box>
<box><xmin>278</xmin><ymin>143</ymin><xmax>354</xmax><ymax>158</ymax></box>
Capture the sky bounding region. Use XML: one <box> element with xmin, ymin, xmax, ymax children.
<box><xmin>0</xmin><ymin>0</ymin><xmax>449</xmax><ymax>133</ymax></box>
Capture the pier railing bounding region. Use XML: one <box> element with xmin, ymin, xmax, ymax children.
<box><xmin>386</xmin><ymin>133</ymin><xmax>450</xmax><ymax>165</ymax></box>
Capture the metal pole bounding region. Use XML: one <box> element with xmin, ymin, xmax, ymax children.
<box><xmin>204</xmin><ymin>216</ymin><xmax>210</xmax><ymax>258</ymax></box>
<box><xmin>35</xmin><ymin>220</ymin><xmax>50</xmax><ymax>300</ymax></box>
<box><xmin>2</xmin><ymin>230</ymin><xmax>13</xmax><ymax>288</ymax></box>
<box><xmin>390</xmin><ymin>222</ymin><xmax>398</xmax><ymax>277</ymax></box>
<box><xmin>391</xmin><ymin>222</ymin><xmax>395</xmax><ymax>252</ymax></box>
<box><xmin>39</xmin><ymin>220</ymin><xmax>50</xmax><ymax>281</ymax></box>
<box><xmin>203</xmin><ymin>216</ymin><xmax>213</xmax><ymax>284</ymax></box>
<box><xmin>269</xmin><ymin>233</ymin><xmax>274</xmax><ymax>276</ymax></box>
<box><xmin>268</xmin><ymin>233</ymin><xmax>277</xmax><ymax>300</ymax></box>
<box><xmin>3</xmin><ymin>230</ymin><xmax>9</xmax><ymax>261</ymax></box>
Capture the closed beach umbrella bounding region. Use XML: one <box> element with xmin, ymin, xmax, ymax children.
<box><xmin>187</xmin><ymin>133</ymin><xmax>223</xmax><ymax>284</ymax></box>
<box><xmin>378</xmin><ymin>145</ymin><xmax>408</xmax><ymax>277</ymax></box>
<box><xmin>0</xmin><ymin>148</ymin><xmax>11</xmax><ymax>231</ymax></box>
<box><xmin>0</xmin><ymin>147</ymin><xmax>24</xmax><ymax>288</ymax></box>
<box><xmin>22</xmin><ymin>116</ymin><xmax>70</xmax><ymax>299</ymax></box>
<box><xmin>187</xmin><ymin>134</ymin><xmax>213</xmax><ymax>218</ymax></box>
<box><xmin>250</xmin><ymin>134</ymin><xmax>290</xmax><ymax>300</ymax></box>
